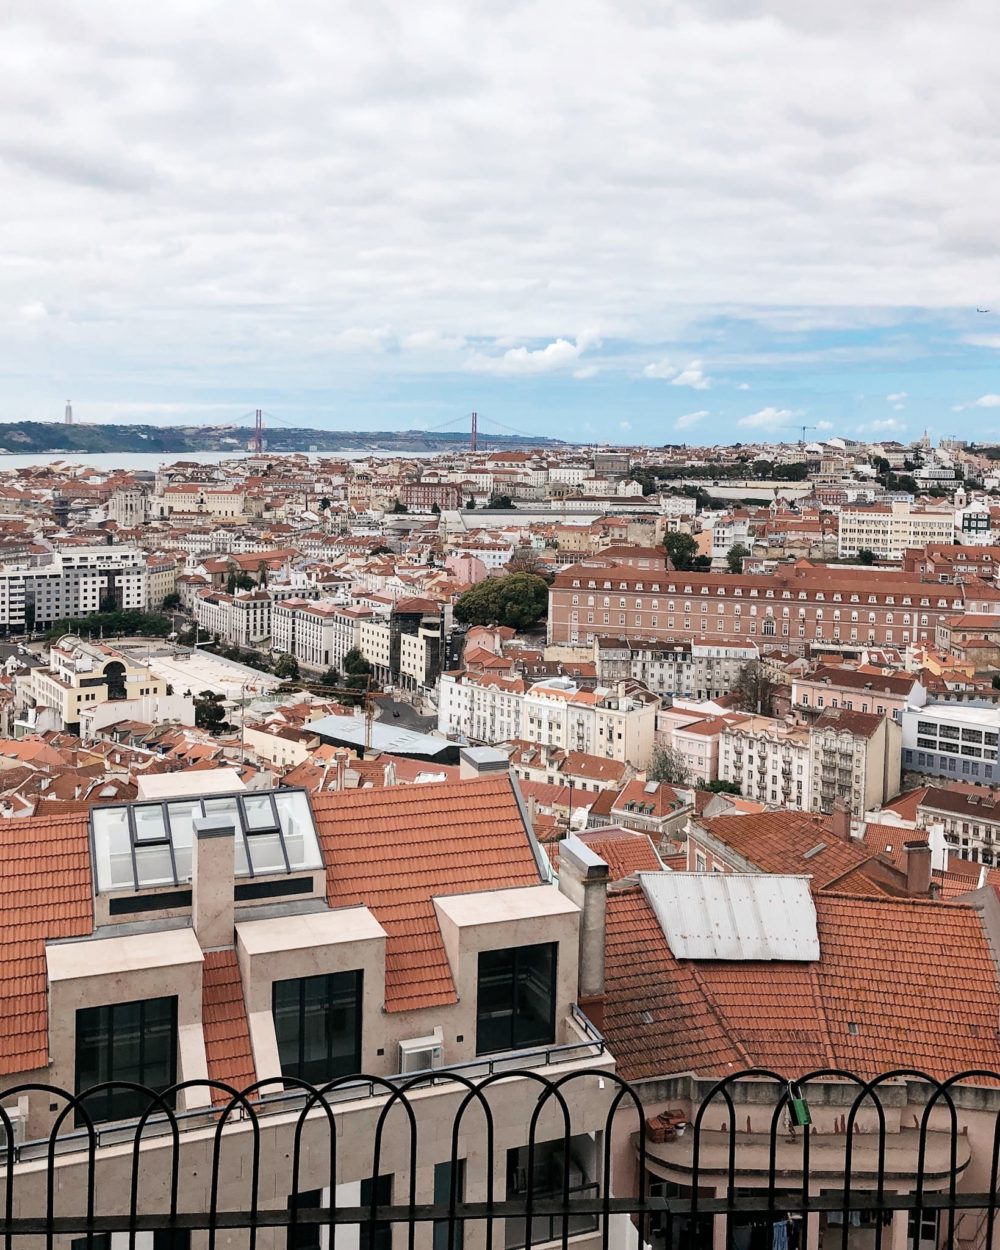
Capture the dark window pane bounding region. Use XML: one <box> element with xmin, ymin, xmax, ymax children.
<box><xmin>476</xmin><ymin>944</ymin><xmax>556</xmax><ymax>1056</ymax></box>
<box><xmin>273</xmin><ymin>971</ymin><xmax>362</xmax><ymax>1085</ymax></box>
<box><xmin>287</xmin><ymin>1188</ymin><xmax>322</xmax><ymax>1250</ymax></box>
<box><xmin>434</xmin><ymin>1160</ymin><xmax>465</xmax><ymax>1250</ymax></box>
<box><xmin>153</xmin><ymin>1233</ymin><xmax>191</xmax><ymax>1250</ymax></box>
<box><xmin>360</xmin><ymin>1175</ymin><xmax>392</xmax><ymax>1250</ymax></box>
<box><xmin>75</xmin><ymin>997</ymin><xmax>177</xmax><ymax>1126</ymax></box>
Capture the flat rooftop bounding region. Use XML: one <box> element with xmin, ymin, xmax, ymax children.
<box><xmin>309</xmin><ymin>712</ymin><xmax>458</xmax><ymax>761</ymax></box>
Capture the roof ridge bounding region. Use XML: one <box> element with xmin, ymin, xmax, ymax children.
<box><xmin>685</xmin><ymin>961</ymin><xmax>754</xmax><ymax>1068</ymax></box>
<box><xmin>806</xmin><ymin>961</ymin><xmax>837</xmax><ymax>1068</ymax></box>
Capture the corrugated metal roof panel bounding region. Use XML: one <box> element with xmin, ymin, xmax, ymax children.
<box><xmin>639</xmin><ymin>872</ymin><xmax>819</xmax><ymax>962</ymax></box>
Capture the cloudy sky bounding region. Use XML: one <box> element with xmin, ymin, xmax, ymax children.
<box><xmin>4</xmin><ymin>0</ymin><xmax>1000</xmax><ymax>444</ymax></box>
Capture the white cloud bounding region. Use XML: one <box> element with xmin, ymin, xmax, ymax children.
<box><xmin>2</xmin><ymin>2</ymin><xmax>1000</xmax><ymax>416</ymax></box>
<box><xmin>953</xmin><ymin>394</ymin><xmax>1000</xmax><ymax>410</ymax></box>
<box><xmin>886</xmin><ymin>391</ymin><xmax>908</xmax><ymax>404</ymax></box>
<box><xmin>963</xmin><ymin>335</ymin><xmax>1000</xmax><ymax>349</ymax></box>
<box><xmin>330</xmin><ymin>327</ymin><xmax>392</xmax><ymax>353</ymax></box>
<box><xmin>16</xmin><ymin>301</ymin><xmax>48</xmax><ymax>322</ymax></box>
<box><xmin>401</xmin><ymin>329</ymin><xmax>466</xmax><ymax>351</ymax></box>
<box><xmin>574</xmin><ymin>365</ymin><xmax>599</xmax><ymax>379</ymax></box>
<box><xmin>619</xmin><ymin>420</ymin><xmax>632</xmax><ymax>431</ymax></box>
<box><xmin>466</xmin><ymin>331</ymin><xmax>600</xmax><ymax>376</ymax></box>
<box><xmin>736</xmin><ymin>382</ymin><xmax>750</xmax><ymax>391</ymax></box>
<box><xmin>738</xmin><ymin>406</ymin><xmax>795</xmax><ymax>429</ymax></box>
<box><xmin>814</xmin><ymin>420</ymin><xmax>834</xmax><ymax>430</ymax></box>
<box><xmin>643</xmin><ymin>359</ymin><xmax>678</xmax><ymax>380</ymax></box>
<box><xmin>671</xmin><ymin>360</ymin><xmax>711</xmax><ymax>390</ymax></box>
<box><xmin>675</xmin><ymin>409</ymin><xmax>708</xmax><ymax>430</ymax></box>
<box><xmin>870</xmin><ymin>417</ymin><xmax>905</xmax><ymax>431</ymax></box>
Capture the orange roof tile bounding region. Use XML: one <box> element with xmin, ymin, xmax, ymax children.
<box><xmin>201</xmin><ymin>949</ymin><xmax>257</xmax><ymax>1101</ymax></box>
<box><xmin>603</xmin><ymin>885</ymin><xmax>1000</xmax><ymax>1082</ymax></box>
<box><xmin>0</xmin><ymin>810</ymin><xmax>93</xmax><ymax>1076</ymax></box>
<box><xmin>577</xmin><ymin>828</ymin><xmax>662</xmax><ymax>879</ymax></box>
<box><xmin>312</xmin><ymin>775</ymin><xmax>544</xmax><ymax>1012</ymax></box>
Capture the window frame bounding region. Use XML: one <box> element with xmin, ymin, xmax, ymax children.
<box><xmin>272</xmin><ymin>969</ymin><xmax>364</xmax><ymax>1085</ymax></box>
<box><xmin>475</xmin><ymin>942</ymin><xmax>557</xmax><ymax>1056</ymax></box>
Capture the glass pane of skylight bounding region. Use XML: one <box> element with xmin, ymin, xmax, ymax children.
<box><xmin>242</xmin><ymin>793</ymin><xmax>277</xmax><ymax>831</ymax></box>
<box><xmin>166</xmin><ymin>800</ymin><xmax>198</xmax><ymax>880</ymax></box>
<box><xmin>92</xmin><ymin>806</ymin><xmax>135</xmax><ymax>891</ymax></box>
<box><xmin>275</xmin><ymin>790</ymin><xmax>323</xmax><ymax>871</ymax></box>
<box><xmin>133</xmin><ymin>805</ymin><xmax>168</xmax><ymax>843</ymax></box>
<box><xmin>247</xmin><ymin>831</ymin><xmax>286</xmax><ymax>875</ymax></box>
<box><xmin>134</xmin><ymin>842</ymin><xmax>175</xmax><ymax>888</ymax></box>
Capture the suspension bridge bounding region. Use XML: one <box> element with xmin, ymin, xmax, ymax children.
<box><xmin>225</xmin><ymin>409</ymin><xmax>551</xmax><ymax>453</ymax></box>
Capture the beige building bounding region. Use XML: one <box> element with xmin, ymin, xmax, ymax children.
<box><xmin>837</xmin><ymin>499</ymin><xmax>955</xmax><ymax>559</ymax></box>
<box><xmin>29</xmin><ymin>636</ymin><xmax>167</xmax><ymax>734</ymax></box>
<box><xmin>439</xmin><ymin>674</ymin><xmax>659</xmax><ymax>767</ymax></box>
<box><xmin>0</xmin><ymin>769</ymin><xmax>615</xmax><ymax>1248</ymax></box>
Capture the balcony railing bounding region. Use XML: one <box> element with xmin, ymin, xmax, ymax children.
<box><xmin>0</xmin><ymin>1065</ymin><xmax>998</xmax><ymax>1249</ymax></box>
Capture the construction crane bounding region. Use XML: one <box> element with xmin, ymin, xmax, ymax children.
<box><xmin>780</xmin><ymin>424</ymin><xmax>819</xmax><ymax>448</ymax></box>
<box><xmin>282</xmin><ymin>674</ymin><xmax>387</xmax><ymax>753</ymax></box>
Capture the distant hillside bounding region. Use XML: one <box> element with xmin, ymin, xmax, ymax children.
<box><xmin>0</xmin><ymin>422</ymin><xmax>564</xmax><ymax>455</ymax></box>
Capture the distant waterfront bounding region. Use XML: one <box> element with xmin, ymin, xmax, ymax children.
<box><xmin>0</xmin><ymin>449</ymin><xmax>430</xmax><ymax>473</ymax></box>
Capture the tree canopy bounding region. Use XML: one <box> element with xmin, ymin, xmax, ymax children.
<box><xmin>453</xmin><ymin>572</ymin><xmax>548</xmax><ymax>630</ymax></box>
<box><xmin>645</xmin><ymin>743</ymin><xmax>691</xmax><ymax>786</ymax></box>
<box><xmin>663</xmin><ymin>531</ymin><xmax>709</xmax><ymax>571</ymax></box>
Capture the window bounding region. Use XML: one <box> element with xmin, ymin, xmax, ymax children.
<box><xmin>288</xmin><ymin>1190</ymin><xmax>322</xmax><ymax>1250</ymax></box>
<box><xmin>360</xmin><ymin>1174</ymin><xmax>393</xmax><ymax>1250</ymax></box>
<box><xmin>273</xmin><ymin>971</ymin><xmax>363</xmax><ymax>1084</ymax></box>
<box><xmin>476</xmin><ymin>943</ymin><xmax>557</xmax><ymax>1055</ymax></box>
<box><xmin>434</xmin><ymin>1160</ymin><xmax>466</xmax><ymax>1250</ymax></box>
<box><xmin>75</xmin><ymin>996</ymin><xmax>177</xmax><ymax>1126</ymax></box>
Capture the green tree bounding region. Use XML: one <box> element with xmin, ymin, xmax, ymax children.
<box><xmin>453</xmin><ymin>572</ymin><xmax>548</xmax><ymax>630</ymax></box>
<box><xmin>726</xmin><ymin>543</ymin><xmax>750</xmax><ymax>574</ymax></box>
<box><xmin>645</xmin><ymin>743</ymin><xmax>691</xmax><ymax>786</ymax></box>
<box><xmin>274</xmin><ymin>653</ymin><xmax>300</xmax><ymax>680</ymax></box>
<box><xmin>320</xmin><ymin>667</ymin><xmax>341</xmax><ymax>687</ymax></box>
<box><xmin>390</xmin><ymin>500</ymin><xmax>409</xmax><ymax>513</ymax></box>
<box><xmin>732</xmin><ymin>661</ymin><xmax>778</xmax><ymax>716</ymax></box>
<box><xmin>343</xmin><ymin>648</ymin><xmax>373</xmax><ymax>676</ymax></box>
<box><xmin>226</xmin><ymin>570</ymin><xmax>255</xmax><ymax>594</ymax></box>
<box><xmin>856</xmin><ymin>548</ymin><xmax>877</xmax><ymax>565</ymax></box>
<box><xmin>430</xmin><ymin>501</ymin><xmax>441</xmax><ymax>514</ymax></box>
<box><xmin>319</xmin><ymin>497</ymin><xmax>331</xmax><ymax>511</ymax></box>
<box><xmin>487</xmin><ymin>491</ymin><xmax>515</xmax><ymax>509</ymax></box>
<box><xmin>370</xmin><ymin>544</ymin><xmax>393</xmax><ymax>556</ymax></box>
<box><xmin>705</xmin><ymin>779</ymin><xmax>742</xmax><ymax>795</ymax></box>
<box><xmin>466</xmin><ymin>497</ymin><xmax>476</xmax><ymax>509</ymax></box>
<box><xmin>663</xmin><ymin>531</ymin><xmax>699</xmax><ymax>571</ymax></box>
<box><xmin>162</xmin><ymin>592</ymin><xmax>181</xmax><ymax>610</ymax></box>
<box><xmin>506</xmin><ymin>547</ymin><xmax>552</xmax><ymax>582</ymax></box>
<box><xmin>194</xmin><ymin>690</ymin><xmax>227</xmax><ymax>732</ymax></box>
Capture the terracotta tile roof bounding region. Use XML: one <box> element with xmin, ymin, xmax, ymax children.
<box><xmin>603</xmin><ymin>884</ymin><xmax>1000</xmax><ymax>1082</ymax></box>
<box><xmin>577</xmin><ymin>828</ymin><xmax>662</xmax><ymax>879</ymax></box>
<box><xmin>312</xmin><ymin>775</ymin><xmax>544</xmax><ymax>1012</ymax></box>
<box><xmin>0</xmin><ymin>810</ymin><xmax>93</xmax><ymax>1076</ymax></box>
<box><xmin>201</xmin><ymin>949</ymin><xmax>256</xmax><ymax>1101</ymax></box>
<box><xmin>697</xmin><ymin>812</ymin><xmax>880</xmax><ymax>891</ymax></box>
<box><xmin>881</xmin><ymin>786</ymin><xmax>930</xmax><ymax>823</ymax></box>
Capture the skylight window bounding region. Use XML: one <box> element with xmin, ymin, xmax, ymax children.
<box><xmin>90</xmin><ymin>788</ymin><xmax>323</xmax><ymax>893</ymax></box>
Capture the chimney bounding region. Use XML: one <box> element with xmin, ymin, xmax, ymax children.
<box><xmin>831</xmin><ymin>798</ymin><xmax>851</xmax><ymax>841</ymax></box>
<box><xmin>904</xmin><ymin>840</ymin><xmax>932</xmax><ymax>897</ymax></box>
<box><xmin>558</xmin><ymin>835</ymin><xmax>610</xmax><ymax>1030</ymax></box>
<box><xmin>192</xmin><ymin>813</ymin><xmax>236</xmax><ymax>950</ymax></box>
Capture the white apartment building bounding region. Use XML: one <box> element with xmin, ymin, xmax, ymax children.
<box><xmin>594</xmin><ymin>637</ymin><xmax>758</xmax><ymax>700</ymax></box>
<box><xmin>837</xmin><ymin>500</ymin><xmax>955</xmax><ymax>559</ymax></box>
<box><xmin>0</xmin><ymin>545</ymin><xmax>148</xmax><ymax>630</ymax></box>
<box><xmin>193</xmin><ymin>590</ymin><xmax>271</xmax><ymax>648</ymax></box>
<box><xmin>272</xmin><ymin>600</ymin><xmax>374</xmax><ymax>672</ymax></box>
<box><xmin>720</xmin><ymin>706</ymin><xmax>901</xmax><ymax>816</ymax></box>
<box><xmin>438</xmin><ymin>673</ymin><xmax>659</xmax><ymax>766</ymax></box>
<box><xmin>719</xmin><ymin>716</ymin><xmax>813</xmax><ymax>809</ymax></box>
<box><xmin>709</xmin><ymin>512</ymin><xmax>752</xmax><ymax>564</ymax></box>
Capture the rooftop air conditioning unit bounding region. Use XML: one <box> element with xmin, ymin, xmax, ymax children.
<box><xmin>0</xmin><ymin>1097</ymin><xmax>28</xmax><ymax>1152</ymax></box>
<box><xmin>398</xmin><ymin>1027</ymin><xmax>444</xmax><ymax>1075</ymax></box>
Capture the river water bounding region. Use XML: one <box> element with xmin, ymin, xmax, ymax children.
<box><xmin>0</xmin><ymin>449</ymin><xmax>429</xmax><ymax>473</ymax></box>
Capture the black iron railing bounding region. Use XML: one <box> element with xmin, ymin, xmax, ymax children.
<box><xmin>0</xmin><ymin>1067</ymin><xmax>997</xmax><ymax>1248</ymax></box>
